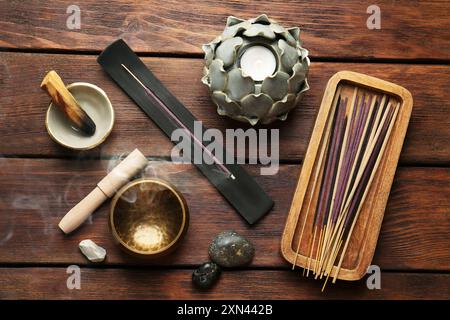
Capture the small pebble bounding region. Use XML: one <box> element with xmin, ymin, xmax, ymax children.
<box><xmin>192</xmin><ymin>262</ymin><xmax>221</xmax><ymax>289</ymax></box>
<box><xmin>208</xmin><ymin>230</ymin><xmax>255</xmax><ymax>267</ymax></box>
<box><xmin>79</xmin><ymin>239</ymin><xmax>106</xmax><ymax>263</ymax></box>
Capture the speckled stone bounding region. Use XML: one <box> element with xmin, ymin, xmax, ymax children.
<box><xmin>208</xmin><ymin>230</ymin><xmax>255</xmax><ymax>267</ymax></box>
<box><xmin>192</xmin><ymin>262</ymin><xmax>221</xmax><ymax>289</ymax></box>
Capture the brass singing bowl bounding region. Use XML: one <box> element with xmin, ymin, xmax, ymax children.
<box><xmin>109</xmin><ymin>178</ymin><xmax>189</xmax><ymax>258</ymax></box>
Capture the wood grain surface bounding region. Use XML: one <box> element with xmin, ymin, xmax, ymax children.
<box><xmin>0</xmin><ymin>268</ymin><xmax>448</xmax><ymax>300</ymax></box>
<box><xmin>0</xmin><ymin>0</ymin><xmax>449</xmax><ymax>60</ymax></box>
<box><xmin>1</xmin><ymin>1</ymin><xmax>449</xmax><ymax>301</ymax></box>
<box><xmin>0</xmin><ymin>159</ymin><xmax>448</xmax><ymax>271</ymax></box>
<box><xmin>0</xmin><ymin>52</ymin><xmax>449</xmax><ymax>164</ymax></box>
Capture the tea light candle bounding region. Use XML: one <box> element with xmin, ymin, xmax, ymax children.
<box><xmin>240</xmin><ymin>46</ymin><xmax>277</xmax><ymax>81</ymax></box>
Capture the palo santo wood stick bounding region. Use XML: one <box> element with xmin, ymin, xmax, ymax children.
<box><xmin>41</xmin><ymin>70</ymin><xmax>96</xmax><ymax>136</ymax></box>
<box><xmin>58</xmin><ymin>149</ymin><xmax>148</xmax><ymax>234</ymax></box>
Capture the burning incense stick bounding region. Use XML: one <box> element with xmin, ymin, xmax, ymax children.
<box><xmin>121</xmin><ymin>64</ymin><xmax>235</xmax><ymax>180</ymax></box>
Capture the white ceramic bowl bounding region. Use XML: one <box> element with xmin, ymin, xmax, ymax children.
<box><xmin>45</xmin><ymin>82</ymin><xmax>114</xmax><ymax>150</ymax></box>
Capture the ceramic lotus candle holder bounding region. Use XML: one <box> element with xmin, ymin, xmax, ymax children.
<box><xmin>202</xmin><ymin>14</ymin><xmax>310</xmax><ymax>125</ymax></box>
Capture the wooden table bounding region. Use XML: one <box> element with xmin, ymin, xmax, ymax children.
<box><xmin>0</xmin><ymin>1</ymin><xmax>449</xmax><ymax>300</ymax></box>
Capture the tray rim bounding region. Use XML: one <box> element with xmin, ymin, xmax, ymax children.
<box><xmin>280</xmin><ymin>70</ymin><xmax>413</xmax><ymax>281</ymax></box>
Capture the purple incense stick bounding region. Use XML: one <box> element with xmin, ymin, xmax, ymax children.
<box><xmin>330</xmin><ymin>94</ymin><xmax>369</xmax><ymax>224</ymax></box>
<box><xmin>314</xmin><ymin>97</ymin><xmax>348</xmax><ymax>227</ymax></box>
<box><xmin>343</xmin><ymin>104</ymin><xmax>395</xmax><ymax>230</ymax></box>
<box><xmin>313</xmin><ymin>95</ymin><xmax>342</xmax><ymax>226</ymax></box>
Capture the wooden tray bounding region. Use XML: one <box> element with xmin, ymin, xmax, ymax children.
<box><xmin>281</xmin><ymin>71</ymin><xmax>413</xmax><ymax>281</ymax></box>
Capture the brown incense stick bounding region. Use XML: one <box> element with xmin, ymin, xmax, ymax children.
<box><xmin>299</xmin><ymin>94</ymin><xmax>399</xmax><ymax>287</ymax></box>
<box><xmin>323</xmin><ymin>102</ymin><xmax>393</xmax><ymax>283</ymax></box>
<box><xmin>306</xmin><ymin>91</ymin><xmax>343</xmax><ymax>276</ymax></box>
<box><xmin>292</xmin><ymin>88</ymin><xmax>342</xmax><ymax>272</ymax></box>
<box><xmin>327</xmin><ymin>101</ymin><xmax>393</xmax><ymax>261</ymax></box>
<box><xmin>325</xmin><ymin>96</ymin><xmax>371</xmax><ymax>254</ymax></box>
<box><xmin>318</xmin><ymin>89</ymin><xmax>358</xmax><ymax>275</ymax></box>
<box><xmin>283</xmin><ymin>72</ymin><xmax>412</xmax><ymax>292</ymax></box>
<box><xmin>324</xmin><ymin>102</ymin><xmax>396</xmax><ymax>283</ymax></box>
<box><xmin>314</xmin><ymin>97</ymin><xmax>348</xmax><ymax>278</ymax></box>
<box><xmin>332</xmin><ymin>103</ymin><xmax>399</xmax><ymax>283</ymax></box>
<box><xmin>289</xmin><ymin>83</ymin><xmax>400</xmax><ymax>291</ymax></box>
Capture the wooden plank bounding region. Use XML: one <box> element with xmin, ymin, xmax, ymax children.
<box><xmin>0</xmin><ymin>158</ymin><xmax>449</xmax><ymax>271</ymax></box>
<box><xmin>0</xmin><ymin>1</ymin><xmax>449</xmax><ymax>60</ymax></box>
<box><xmin>0</xmin><ymin>53</ymin><xmax>449</xmax><ymax>164</ymax></box>
<box><xmin>0</xmin><ymin>268</ymin><xmax>448</xmax><ymax>300</ymax></box>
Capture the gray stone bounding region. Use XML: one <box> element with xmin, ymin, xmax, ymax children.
<box><xmin>208</xmin><ymin>230</ymin><xmax>255</xmax><ymax>267</ymax></box>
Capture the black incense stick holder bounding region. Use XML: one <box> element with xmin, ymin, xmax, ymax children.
<box><xmin>98</xmin><ymin>39</ymin><xmax>273</xmax><ymax>225</ymax></box>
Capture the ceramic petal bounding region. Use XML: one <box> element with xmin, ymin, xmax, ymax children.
<box><xmin>240</xmin><ymin>93</ymin><xmax>273</xmax><ymax>125</ymax></box>
<box><xmin>261</xmin><ymin>71</ymin><xmax>290</xmax><ymax>101</ymax></box>
<box><xmin>221</xmin><ymin>21</ymin><xmax>251</xmax><ymax>40</ymax></box>
<box><xmin>201</xmin><ymin>66</ymin><xmax>209</xmax><ymax>85</ymax></box>
<box><xmin>243</xmin><ymin>24</ymin><xmax>276</xmax><ymax>39</ymax></box>
<box><xmin>208</xmin><ymin>59</ymin><xmax>228</xmax><ymax>91</ymax></box>
<box><xmin>288</xmin><ymin>62</ymin><xmax>309</xmax><ymax>93</ymax></box>
<box><xmin>212</xmin><ymin>91</ymin><xmax>241</xmax><ymax>116</ymax></box>
<box><xmin>298</xmin><ymin>47</ymin><xmax>309</xmax><ymax>60</ymax></box>
<box><xmin>226</xmin><ymin>68</ymin><xmax>254</xmax><ymax>100</ymax></box>
<box><xmin>202</xmin><ymin>36</ymin><xmax>221</xmax><ymax>66</ymax></box>
<box><xmin>226</xmin><ymin>16</ymin><xmax>245</xmax><ymax>27</ymax></box>
<box><xmin>287</xmin><ymin>27</ymin><xmax>300</xmax><ymax>42</ymax></box>
<box><xmin>251</xmin><ymin>14</ymin><xmax>271</xmax><ymax>24</ymax></box>
<box><xmin>216</xmin><ymin>37</ymin><xmax>243</xmax><ymax>68</ymax></box>
<box><xmin>294</xmin><ymin>79</ymin><xmax>310</xmax><ymax>106</ymax></box>
<box><xmin>278</xmin><ymin>39</ymin><xmax>299</xmax><ymax>72</ymax></box>
<box><xmin>267</xmin><ymin>93</ymin><xmax>296</xmax><ymax>120</ymax></box>
<box><xmin>271</xmin><ymin>24</ymin><xmax>296</xmax><ymax>46</ymax></box>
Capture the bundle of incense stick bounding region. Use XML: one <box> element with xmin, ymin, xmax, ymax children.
<box><xmin>292</xmin><ymin>86</ymin><xmax>400</xmax><ymax>290</ymax></box>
